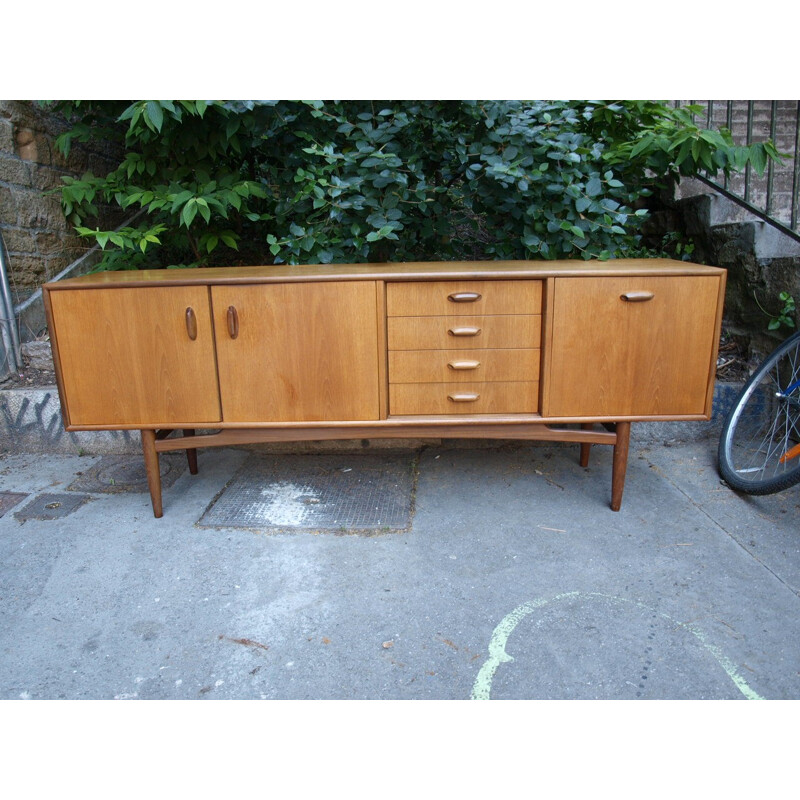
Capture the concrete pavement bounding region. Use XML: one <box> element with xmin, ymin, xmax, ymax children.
<box><xmin>0</xmin><ymin>436</ymin><xmax>798</xmax><ymax>700</ymax></box>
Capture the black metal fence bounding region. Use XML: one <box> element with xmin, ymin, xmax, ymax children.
<box><xmin>675</xmin><ymin>100</ymin><xmax>800</xmax><ymax>243</ymax></box>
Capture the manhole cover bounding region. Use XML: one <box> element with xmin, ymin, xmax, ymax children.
<box><xmin>14</xmin><ymin>492</ymin><xmax>91</xmax><ymax>521</ymax></box>
<box><xmin>0</xmin><ymin>492</ymin><xmax>29</xmax><ymax>518</ymax></box>
<box><xmin>198</xmin><ymin>453</ymin><xmax>415</xmax><ymax>532</ymax></box>
<box><xmin>67</xmin><ymin>454</ymin><xmax>185</xmax><ymax>494</ymax></box>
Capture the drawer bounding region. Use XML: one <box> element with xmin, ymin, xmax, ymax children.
<box><xmin>390</xmin><ymin>381</ymin><xmax>539</xmax><ymax>415</ymax></box>
<box><xmin>387</xmin><ymin>280</ymin><xmax>542</xmax><ymax>317</ymax></box>
<box><xmin>388</xmin><ymin>315</ymin><xmax>541</xmax><ymax>351</ymax></box>
<box><xmin>389</xmin><ymin>348</ymin><xmax>540</xmax><ymax>384</ymax></box>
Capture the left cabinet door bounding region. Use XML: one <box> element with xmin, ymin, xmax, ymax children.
<box><xmin>48</xmin><ymin>287</ymin><xmax>221</xmax><ymax>427</ymax></box>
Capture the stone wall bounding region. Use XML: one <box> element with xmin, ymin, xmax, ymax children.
<box><xmin>0</xmin><ymin>101</ymin><xmax>121</xmax><ymax>300</ymax></box>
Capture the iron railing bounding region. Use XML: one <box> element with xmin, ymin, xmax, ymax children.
<box><xmin>675</xmin><ymin>100</ymin><xmax>800</xmax><ymax>243</ymax></box>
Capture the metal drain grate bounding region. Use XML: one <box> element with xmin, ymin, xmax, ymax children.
<box><xmin>0</xmin><ymin>492</ymin><xmax>29</xmax><ymax>518</ymax></box>
<box><xmin>198</xmin><ymin>453</ymin><xmax>415</xmax><ymax>532</ymax></box>
<box><xmin>67</xmin><ymin>454</ymin><xmax>185</xmax><ymax>494</ymax></box>
<box><xmin>14</xmin><ymin>492</ymin><xmax>91</xmax><ymax>521</ymax></box>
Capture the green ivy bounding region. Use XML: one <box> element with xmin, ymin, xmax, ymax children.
<box><xmin>755</xmin><ymin>290</ymin><xmax>797</xmax><ymax>331</ymax></box>
<box><xmin>46</xmin><ymin>100</ymin><xmax>783</xmax><ymax>270</ymax></box>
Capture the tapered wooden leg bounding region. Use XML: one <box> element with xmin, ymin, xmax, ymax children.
<box><xmin>610</xmin><ymin>422</ymin><xmax>631</xmax><ymax>512</ymax></box>
<box><xmin>579</xmin><ymin>423</ymin><xmax>594</xmax><ymax>467</ymax></box>
<box><xmin>183</xmin><ymin>429</ymin><xmax>198</xmax><ymax>474</ymax></box>
<box><xmin>141</xmin><ymin>429</ymin><xmax>163</xmax><ymax>518</ymax></box>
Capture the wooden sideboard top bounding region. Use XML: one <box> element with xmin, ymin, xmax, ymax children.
<box><xmin>43</xmin><ymin>258</ymin><xmax>725</xmax><ymax>290</ymax></box>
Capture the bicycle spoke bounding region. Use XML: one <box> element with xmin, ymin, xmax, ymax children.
<box><xmin>720</xmin><ymin>332</ymin><xmax>800</xmax><ymax>492</ymax></box>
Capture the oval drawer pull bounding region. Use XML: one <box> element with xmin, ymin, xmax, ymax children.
<box><xmin>227</xmin><ymin>305</ymin><xmax>239</xmax><ymax>339</ymax></box>
<box><xmin>448</xmin><ymin>359</ymin><xmax>480</xmax><ymax>370</ymax></box>
<box><xmin>620</xmin><ymin>291</ymin><xmax>655</xmax><ymax>302</ymax></box>
<box><xmin>448</xmin><ymin>326</ymin><xmax>481</xmax><ymax>337</ymax></box>
<box><xmin>448</xmin><ymin>392</ymin><xmax>480</xmax><ymax>402</ymax></box>
<box><xmin>185</xmin><ymin>307</ymin><xmax>198</xmax><ymax>340</ymax></box>
<box><xmin>448</xmin><ymin>292</ymin><xmax>481</xmax><ymax>303</ymax></box>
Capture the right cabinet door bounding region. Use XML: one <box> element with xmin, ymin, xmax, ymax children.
<box><xmin>545</xmin><ymin>276</ymin><xmax>721</xmax><ymax>418</ymax></box>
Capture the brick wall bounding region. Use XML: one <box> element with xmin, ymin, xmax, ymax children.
<box><xmin>0</xmin><ymin>101</ymin><xmax>122</xmax><ymax>300</ymax></box>
<box><xmin>677</xmin><ymin>100</ymin><xmax>798</xmax><ymax>226</ymax></box>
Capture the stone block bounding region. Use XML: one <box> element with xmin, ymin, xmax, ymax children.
<box><xmin>15</xmin><ymin>190</ymin><xmax>66</xmax><ymax>230</ymax></box>
<box><xmin>36</xmin><ymin>231</ymin><xmax>63</xmax><ymax>255</ymax></box>
<box><xmin>33</xmin><ymin>134</ymin><xmax>52</xmax><ymax>166</ymax></box>
<box><xmin>45</xmin><ymin>255</ymin><xmax>71</xmax><ymax>279</ymax></box>
<box><xmin>0</xmin><ymin>153</ymin><xmax>31</xmax><ymax>185</ymax></box>
<box><xmin>31</xmin><ymin>164</ymin><xmax>67</xmax><ymax>192</ymax></box>
<box><xmin>20</xmin><ymin>340</ymin><xmax>54</xmax><ymax>371</ymax></box>
<box><xmin>0</xmin><ymin>119</ymin><xmax>15</xmax><ymax>152</ymax></box>
<box><xmin>0</xmin><ymin>228</ymin><xmax>35</xmax><ymax>253</ymax></box>
<box><xmin>0</xmin><ymin>186</ymin><xmax>17</xmax><ymax>224</ymax></box>
<box><xmin>5</xmin><ymin>254</ymin><xmax>46</xmax><ymax>289</ymax></box>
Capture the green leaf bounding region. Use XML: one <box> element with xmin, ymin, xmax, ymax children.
<box><xmin>145</xmin><ymin>101</ymin><xmax>164</xmax><ymax>132</ymax></box>
<box><xmin>749</xmin><ymin>143</ymin><xmax>767</xmax><ymax>176</ymax></box>
<box><xmin>586</xmin><ymin>177</ymin><xmax>602</xmax><ymax>196</ymax></box>
<box><xmin>181</xmin><ymin>200</ymin><xmax>198</xmax><ymax>228</ymax></box>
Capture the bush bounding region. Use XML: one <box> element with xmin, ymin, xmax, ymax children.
<box><xmin>48</xmin><ymin>100</ymin><xmax>783</xmax><ymax>269</ymax></box>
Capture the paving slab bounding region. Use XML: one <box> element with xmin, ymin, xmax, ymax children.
<box><xmin>0</xmin><ymin>439</ymin><xmax>797</xmax><ymax>700</ymax></box>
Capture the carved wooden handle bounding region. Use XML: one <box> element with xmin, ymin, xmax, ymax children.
<box><xmin>620</xmin><ymin>291</ymin><xmax>655</xmax><ymax>302</ymax></box>
<box><xmin>448</xmin><ymin>392</ymin><xmax>480</xmax><ymax>402</ymax></box>
<box><xmin>227</xmin><ymin>305</ymin><xmax>239</xmax><ymax>339</ymax></box>
<box><xmin>448</xmin><ymin>292</ymin><xmax>481</xmax><ymax>303</ymax></box>
<box><xmin>448</xmin><ymin>360</ymin><xmax>480</xmax><ymax>370</ymax></box>
<box><xmin>448</xmin><ymin>326</ymin><xmax>481</xmax><ymax>337</ymax></box>
<box><xmin>185</xmin><ymin>307</ymin><xmax>197</xmax><ymax>340</ymax></box>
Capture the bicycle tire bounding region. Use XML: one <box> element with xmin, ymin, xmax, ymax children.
<box><xmin>718</xmin><ymin>330</ymin><xmax>800</xmax><ymax>494</ymax></box>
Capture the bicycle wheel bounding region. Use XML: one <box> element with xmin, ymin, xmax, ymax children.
<box><xmin>718</xmin><ymin>330</ymin><xmax>800</xmax><ymax>494</ymax></box>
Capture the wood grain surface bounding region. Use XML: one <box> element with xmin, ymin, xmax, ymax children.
<box><xmin>48</xmin><ymin>286</ymin><xmax>221</xmax><ymax>426</ymax></box>
<box><xmin>545</xmin><ymin>276</ymin><xmax>722</xmax><ymax>417</ymax></box>
<box><xmin>212</xmin><ymin>281</ymin><xmax>380</xmax><ymax>422</ymax></box>
<box><xmin>386</xmin><ymin>279</ymin><xmax>542</xmax><ymax>316</ymax></box>
<box><xmin>390</xmin><ymin>381</ymin><xmax>539</xmax><ymax>415</ymax></box>
<box><xmin>44</xmin><ymin>259</ymin><xmax>726</xmax><ymax>291</ymax></box>
<box><xmin>388</xmin><ymin>315</ymin><xmax>542</xmax><ymax>351</ymax></box>
<box><xmin>388</xmin><ymin>348</ymin><xmax>541</xmax><ymax>383</ymax></box>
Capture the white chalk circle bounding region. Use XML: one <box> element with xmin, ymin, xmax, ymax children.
<box><xmin>471</xmin><ymin>592</ymin><xmax>763</xmax><ymax>700</ymax></box>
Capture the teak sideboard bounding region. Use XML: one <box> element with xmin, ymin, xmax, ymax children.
<box><xmin>42</xmin><ymin>259</ymin><xmax>727</xmax><ymax>518</ymax></box>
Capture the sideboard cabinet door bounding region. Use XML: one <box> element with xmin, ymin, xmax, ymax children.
<box><xmin>212</xmin><ymin>281</ymin><xmax>380</xmax><ymax>422</ymax></box>
<box><xmin>545</xmin><ymin>276</ymin><xmax>721</xmax><ymax>417</ymax></box>
<box><xmin>48</xmin><ymin>286</ymin><xmax>221</xmax><ymax>426</ymax></box>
